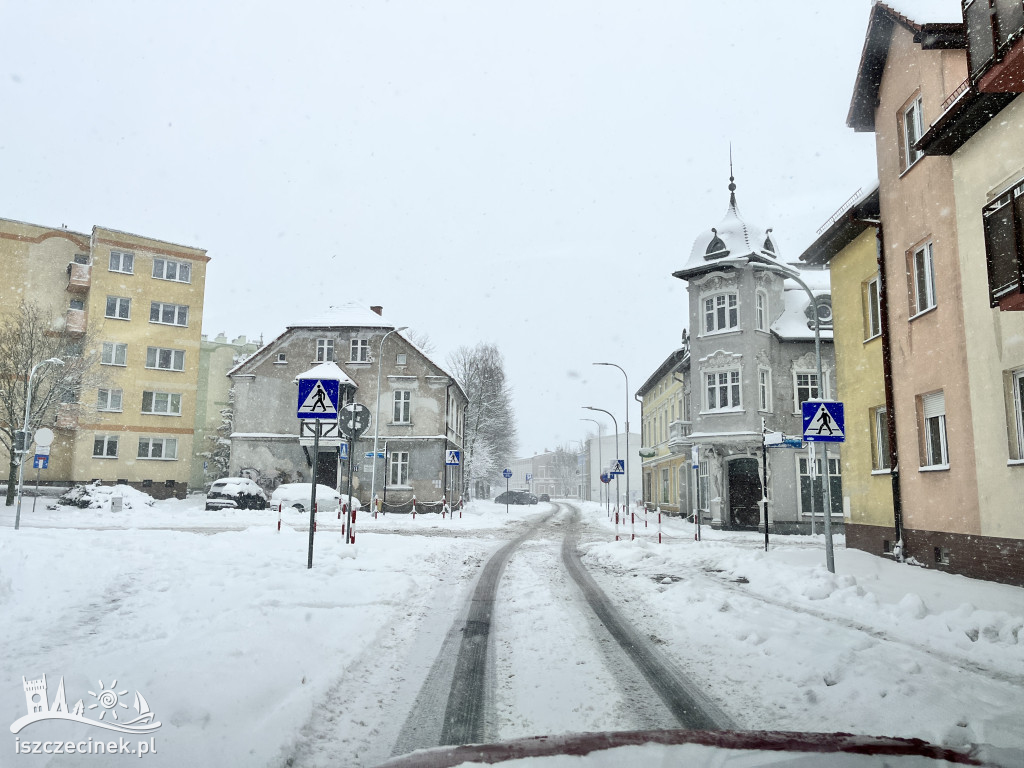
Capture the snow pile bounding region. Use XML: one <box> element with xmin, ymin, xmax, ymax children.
<box><xmin>56</xmin><ymin>481</ymin><xmax>156</xmax><ymax>510</ymax></box>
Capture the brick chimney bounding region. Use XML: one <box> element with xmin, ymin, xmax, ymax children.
<box><xmin>370</xmin><ymin>306</ymin><xmax>383</xmax><ymax>316</ymax></box>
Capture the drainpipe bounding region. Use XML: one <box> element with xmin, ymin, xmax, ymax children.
<box><xmin>875</xmin><ymin>223</ymin><xmax>905</xmax><ymax>560</ymax></box>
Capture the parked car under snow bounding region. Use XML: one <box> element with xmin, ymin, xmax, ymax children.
<box><xmin>269</xmin><ymin>483</ymin><xmax>360</xmax><ymax>514</ymax></box>
<box><xmin>205</xmin><ymin>477</ymin><xmax>268</xmax><ymax>510</ymax></box>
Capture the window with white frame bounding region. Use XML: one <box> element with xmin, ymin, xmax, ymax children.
<box><xmin>93</xmin><ymin>435</ymin><xmax>119</xmax><ymax>458</ymax></box>
<box><xmin>911</xmin><ymin>242</ymin><xmax>936</xmax><ymax>315</ymax></box>
<box><xmin>276</xmin><ymin>352</ymin><xmax>287</xmax><ymax>363</ymax></box>
<box><xmin>97</xmin><ymin>388</ymin><xmax>123</xmax><ymax>412</ymax></box>
<box><xmin>758</xmin><ymin>367</ymin><xmax>772</xmax><ymax>412</ymax></box>
<box><xmin>316</xmin><ymin>338</ymin><xmax>335</xmax><ymax>362</ymax></box>
<box><xmin>903</xmin><ymin>96</ymin><xmax>924</xmax><ymax>169</ymax></box>
<box><xmin>703</xmin><ymin>293</ymin><xmax>739</xmax><ymax>334</ymax></box>
<box><xmin>872</xmin><ymin>405</ymin><xmax>890</xmax><ymax>470</ymax></box>
<box><xmin>109</xmin><ymin>250</ymin><xmax>134</xmax><ymax>274</ymax></box>
<box><xmin>661</xmin><ymin>468</ymin><xmax>670</xmax><ymax>504</ymax></box>
<box><xmin>396</xmin><ymin>353</ymin><xmax>407</xmax><ymax>365</ymax></box>
<box><xmin>794</xmin><ymin>371</ymin><xmax>821</xmax><ymax>411</ymax></box>
<box><xmin>697</xmin><ymin>459</ymin><xmax>709</xmax><ymax>512</ymax></box>
<box><xmin>1013</xmin><ymin>369</ymin><xmax>1024</xmax><ymax>460</ymax></box>
<box><xmin>150</xmin><ymin>301</ymin><xmax>189</xmax><ymax>327</ymax></box>
<box><xmin>389</xmin><ymin>451</ymin><xmax>409</xmax><ymax>485</ymax></box>
<box><xmin>137</xmin><ymin>437</ymin><xmax>178</xmax><ymax>460</ymax></box>
<box><xmin>351</xmin><ymin>338</ymin><xmax>370</xmax><ymax>362</ymax></box>
<box><xmin>798</xmin><ymin>455</ymin><xmax>842</xmax><ymax>516</ymax></box>
<box><xmin>866</xmin><ymin>276</ymin><xmax>882</xmax><ymax>339</ymax></box>
<box><xmin>101</xmin><ymin>342</ymin><xmax>128</xmax><ymax>367</ymax></box>
<box><xmin>393</xmin><ymin>390</ymin><xmax>411</xmax><ymax>423</ymax></box>
<box><xmin>105</xmin><ymin>296</ymin><xmax>131</xmax><ymax>320</ymax></box>
<box><xmin>142</xmin><ymin>391</ymin><xmax>182</xmax><ymax>416</ymax></box>
<box><xmin>706</xmin><ymin>370</ymin><xmax>741</xmax><ymax>410</ymax></box>
<box><xmin>920</xmin><ymin>391</ymin><xmax>948</xmax><ymax>468</ymax></box>
<box><xmin>755</xmin><ymin>290</ymin><xmax>768</xmax><ymax>331</ymax></box>
<box><xmin>152</xmin><ymin>258</ymin><xmax>191</xmax><ymax>283</ymax></box>
<box><xmin>146</xmin><ymin>347</ymin><xmax>185</xmax><ymax>371</ymax></box>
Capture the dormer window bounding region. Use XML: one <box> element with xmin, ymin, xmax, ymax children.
<box><xmin>705</xmin><ymin>228</ymin><xmax>729</xmax><ymax>260</ymax></box>
<box><xmin>763</xmin><ymin>230</ymin><xmax>776</xmax><ymax>254</ymax></box>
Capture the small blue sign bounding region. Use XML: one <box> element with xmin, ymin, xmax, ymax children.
<box><xmin>445</xmin><ymin>450</ymin><xmax>461</xmax><ymax>466</ymax></box>
<box><xmin>502</xmin><ymin>469</ymin><xmax>513</xmax><ymax>479</ymax></box>
<box><xmin>339</xmin><ymin>443</ymin><xmax>348</xmax><ymax>460</ymax></box>
<box><xmin>297</xmin><ymin>378</ymin><xmax>340</xmax><ymax>419</ymax></box>
<box><xmin>526</xmin><ymin>473</ymin><xmax>532</xmax><ymax>482</ymax></box>
<box><xmin>611</xmin><ymin>459</ymin><xmax>624</xmax><ymax>475</ymax></box>
<box><xmin>802</xmin><ymin>401</ymin><xmax>845</xmax><ymax>443</ymax></box>
<box><xmin>600</xmin><ymin>472</ymin><xmax>611</xmax><ymax>484</ymax></box>
<box><xmin>33</xmin><ymin>455</ymin><xmax>48</xmax><ymax>470</ymax></box>
<box><xmin>364</xmin><ymin>451</ymin><xmax>386</xmax><ymax>458</ymax></box>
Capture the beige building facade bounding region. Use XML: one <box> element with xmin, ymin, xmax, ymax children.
<box><xmin>0</xmin><ymin>218</ymin><xmax>208</xmax><ymax>499</ymax></box>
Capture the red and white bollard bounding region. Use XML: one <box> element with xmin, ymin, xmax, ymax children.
<box><xmin>313</xmin><ymin>501</ymin><xmax>318</xmax><ymax>533</ymax></box>
<box><xmin>442</xmin><ymin>496</ymin><xmax>447</xmax><ymax>519</ymax></box>
<box><xmin>350</xmin><ymin>504</ymin><xmax>356</xmax><ymax>543</ymax></box>
<box><xmin>412</xmin><ymin>496</ymin><xmax>417</xmax><ymax>519</ymax></box>
<box><xmin>657</xmin><ymin>506</ymin><xmax>662</xmax><ymax>544</ymax></box>
<box><xmin>277</xmin><ymin>503</ymin><xmax>282</xmax><ymax>532</ymax></box>
<box><xmin>631</xmin><ymin>508</ymin><xmax>635</xmax><ymax>541</ymax></box>
<box><xmin>373</xmin><ymin>494</ymin><xmax>380</xmax><ymax>519</ymax></box>
<box><xmin>615</xmin><ymin>508</ymin><xmax>620</xmax><ymax>542</ymax></box>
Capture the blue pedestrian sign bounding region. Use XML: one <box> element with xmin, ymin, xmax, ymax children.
<box><xmin>502</xmin><ymin>469</ymin><xmax>513</xmax><ymax>479</ymax></box>
<box><xmin>611</xmin><ymin>459</ymin><xmax>624</xmax><ymax>475</ymax></box>
<box><xmin>297</xmin><ymin>378</ymin><xmax>340</xmax><ymax>419</ymax></box>
<box><xmin>445</xmin><ymin>450</ymin><xmax>461</xmax><ymax>466</ymax></box>
<box><xmin>802</xmin><ymin>401</ymin><xmax>845</xmax><ymax>443</ymax></box>
<box><xmin>339</xmin><ymin>443</ymin><xmax>348</xmax><ymax>460</ymax></box>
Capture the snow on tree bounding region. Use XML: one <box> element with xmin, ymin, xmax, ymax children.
<box><xmin>447</xmin><ymin>342</ymin><xmax>517</xmax><ymax>499</ymax></box>
<box><xmin>0</xmin><ymin>302</ymin><xmax>98</xmax><ymax>505</ymax></box>
<box><xmin>549</xmin><ymin>444</ymin><xmax>581</xmax><ymax>497</ymax></box>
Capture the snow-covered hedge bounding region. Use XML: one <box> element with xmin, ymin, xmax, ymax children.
<box><xmin>56</xmin><ymin>481</ymin><xmax>155</xmax><ymax>510</ymax></box>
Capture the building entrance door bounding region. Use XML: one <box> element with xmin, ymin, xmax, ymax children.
<box><xmin>728</xmin><ymin>458</ymin><xmax>761</xmax><ymax>530</ymax></box>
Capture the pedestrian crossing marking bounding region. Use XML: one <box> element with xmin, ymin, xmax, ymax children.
<box><xmin>298</xmin><ymin>380</ymin><xmax>338</xmax><ymax>416</ymax></box>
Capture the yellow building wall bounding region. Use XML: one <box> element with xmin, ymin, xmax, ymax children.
<box><xmin>829</xmin><ymin>228</ymin><xmax>894</xmax><ymax>530</ymax></box>
<box><xmin>951</xmin><ymin>94</ymin><xmax>1024</xmax><ymax>539</ymax></box>
<box><xmin>640</xmin><ymin>366</ymin><xmax>687</xmax><ymax>512</ymax></box>
<box><xmin>74</xmin><ymin>228</ymin><xmax>207</xmax><ymax>488</ymax></box>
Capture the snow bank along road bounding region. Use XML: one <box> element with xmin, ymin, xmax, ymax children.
<box><xmin>388</xmin><ymin>503</ymin><xmax>732</xmax><ymax>761</ymax></box>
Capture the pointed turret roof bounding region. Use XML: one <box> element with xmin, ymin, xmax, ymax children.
<box><xmin>672</xmin><ymin>176</ymin><xmax>786</xmax><ymax>281</ymax></box>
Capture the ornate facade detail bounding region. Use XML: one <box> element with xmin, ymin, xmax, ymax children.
<box><xmin>755</xmin><ymin>349</ymin><xmax>771</xmax><ymax>368</ymax></box>
<box><xmin>698</xmin><ymin>349</ymin><xmax>743</xmax><ymax>371</ymax></box>
<box><xmin>692</xmin><ymin>272</ymin><xmax>737</xmax><ymax>294</ymax></box>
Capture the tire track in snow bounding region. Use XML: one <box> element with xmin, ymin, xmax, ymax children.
<box><xmin>560</xmin><ymin>505</ymin><xmax>735</xmax><ymax>731</ymax></box>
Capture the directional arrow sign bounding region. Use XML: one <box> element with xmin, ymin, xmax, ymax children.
<box><xmin>502</xmin><ymin>469</ymin><xmax>513</xmax><ymax>479</ymax></box>
<box><xmin>802</xmin><ymin>401</ymin><xmax>845</xmax><ymax>443</ymax></box>
<box><xmin>297</xmin><ymin>378</ymin><xmax>340</xmax><ymax>419</ymax></box>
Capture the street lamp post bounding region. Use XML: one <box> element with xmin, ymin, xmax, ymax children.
<box><xmin>580</xmin><ymin>418</ymin><xmax>603</xmax><ymax>509</ymax></box>
<box><xmin>583</xmin><ymin>406</ymin><xmax>619</xmax><ymax>516</ymax></box>
<box><xmin>595</xmin><ymin>362</ymin><xmax>630</xmax><ymax>514</ymax></box>
<box><xmin>369</xmin><ymin>326</ymin><xmax>409</xmax><ymax>511</ymax></box>
<box><xmin>719</xmin><ymin>254</ymin><xmax>836</xmax><ymax>573</ymax></box>
<box><xmin>15</xmin><ymin>357</ymin><xmax>63</xmax><ymax>530</ymax></box>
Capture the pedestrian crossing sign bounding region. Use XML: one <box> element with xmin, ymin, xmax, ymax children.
<box><xmin>297</xmin><ymin>378</ymin><xmax>340</xmax><ymax>419</ymax></box>
<box><xmin>446</xmin><ymin>450</ymin><xmax>460</xmax><ymax>466</ymax></box>
<box><xmin>802</xmin><ymin>401</ymin><xmax>845</xmax><ymax>443</ymax></box>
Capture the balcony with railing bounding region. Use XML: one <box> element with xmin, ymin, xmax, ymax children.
<box><xmin>66</xmin><ymin>261</ymin><xmax>91</xmax><ymax>292</ymax></box>
<box><xmin>983</xmin><ymin>180</ymin><xmax>1024</xmax><ymax>310</ymax></box>
<box><xmin>967</xmin><ymin>0</ymin><xmax>1024</xmax><ymax>92</ymax></box>
<box><xmin>667</xmin><ymin>420</ymin><xmax>692</xmax><ymax>454</ymax></box>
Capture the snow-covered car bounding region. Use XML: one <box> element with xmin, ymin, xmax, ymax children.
<box><xmin>494</xmin><ymin>490</ymin><xmax>537</xmax><ymax>505</ymax></box>
<box><xmin>205</xmin><ymin>477</ymin><xmax>268</xmax><ymax>510</ymax></box>
<box><xmin>270</xmin><ymin>483</ymin><xmax>360</xmax><ymax>514</ymax></box>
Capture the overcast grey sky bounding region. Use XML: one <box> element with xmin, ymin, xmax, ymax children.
<box><xmin>2</xmin><ymin>1</ymin><xmax>879</xmax><ymax>458</ymax></box>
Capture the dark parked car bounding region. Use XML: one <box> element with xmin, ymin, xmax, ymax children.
<box><xmin>205</xmin><ymin>477</ymin><xmax>269</xmax><ymax>510</ymax></box>
<box><xmin>494</xmin><ymin>490</ymin><xmax>538</xmax><ymax>505</ymax></box>
<box><xmin>538</xmin><ymin>493</ymin><xmax>550</xmax><ymax>502</ymax></box>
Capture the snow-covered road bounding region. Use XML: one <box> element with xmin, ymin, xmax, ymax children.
<box><xmin>3</xmin><ymin>497</ymin><xmax>1023</xmax><ymax>766</ymax></box>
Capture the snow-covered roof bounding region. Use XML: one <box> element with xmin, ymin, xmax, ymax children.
<box><xmin>771</xmin><ymin>269</ymin><xmax>834</xmax><ymax>342</ymax></box>
<box><xmin>293</xmin><ymin>361</ymin><xmax>357</xmax><ymax>388</ymax></box>
<box><xmin>288</xmin><ymin>302</ymin><xmax>395</xmax><ymax>330</ymax></box>
<box><xmin>673</xmin><ymin>181</ymin><xmax>788</xmax><ymax>281</ymax></box>
<box><xmin>876</xmin><ymin>0</ymin><xmax>963</xmax><ymax>25</ymax></box>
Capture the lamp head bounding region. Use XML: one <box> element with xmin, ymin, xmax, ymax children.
<box><xmin>45</xmin><ymin>358</ymin><xmax>64</xmax><ymax>365</ymax></box>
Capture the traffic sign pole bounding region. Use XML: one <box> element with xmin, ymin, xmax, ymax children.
<box><xmin>307</xmin><ymin>420</ymin><xmax>320</xmax><ymax>569</ymax></box>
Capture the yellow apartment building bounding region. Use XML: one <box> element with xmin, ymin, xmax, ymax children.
<box><xmin>800</xmin><ymin>187</ymin><xmax>900</xmax><ymax>553</ymax></box>
<box><xmin>0</xmin><ymin>218</ymin><xmax>208</xmax><ymax>499</ymax></box>
<box><xmin>637</xmin><ymin>347</ymin><xmax>690</xmax><ymax>515</ymax></box>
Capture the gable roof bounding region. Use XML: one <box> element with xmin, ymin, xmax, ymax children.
<box><xmin>636</xmin><ymin>347</ymin><xmax>689</xmax><ymax>399</ymax></box>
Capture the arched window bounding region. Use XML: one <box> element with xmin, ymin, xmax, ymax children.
<box><xmin>705</xmin><ymin>228</ymin><xmax>729</xmax><ymax>260</ymax></box>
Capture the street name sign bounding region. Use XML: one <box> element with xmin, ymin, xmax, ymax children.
<box><xmin>802</xmin><ymin>401</ymin><xmax>845</xmax><ymax>443</ymax></box>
